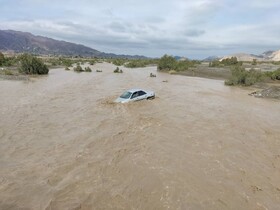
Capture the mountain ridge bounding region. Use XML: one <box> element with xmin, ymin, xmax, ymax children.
<box><xmin>0</xmin><ymin>29</ymin><xmax>147</xmax><ymax>59</ymax></box>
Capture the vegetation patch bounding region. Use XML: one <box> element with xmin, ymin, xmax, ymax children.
<box><xmin>111</xmin><ymin>59</ymin><xmax>126</xmax><ymax>66</ymax></box>
<box><xmin>19</xmin><ymin>53</ymin><xmax>49</xmax><ymax>75</ymax></box>
<box><xmin>84</xmin><ymin>67</ymin><xmax>92</xmax><ymax>72</ymax></box>
<box><xmin>265</xmin><ymin>68</ymin><xmax>280</xmax><ymax>80</ymax></box>
<box><xmin>73</xmin><ymin>64</ymin><xmax>83</xmax><ymax>72</ymax></box>
<box><xmin>157</xmin><ymin>55</ymin><xmax>200</xmax><ymax>72</ymax></box>
<box><xmin>209</xmin><ymin>57</ymin><xmax>242</xmax><ymax>67</ymax></box>
<box><xmin>225</xmin><ymin>66</ymin><xmax>264</xmax><ymax>86</ymax></box>
<box><xmin>168</xmin><ymin>70</ymin><xmax>177</xmax><ymax>75</ymax></box>
<box><xmin>124</xmin><ymin>59</ymin><xmax>158</xmax><ymax>68</ymax></box>
<box><xmin>114</xmin><ymin>67</ymin><xmax>123</xmax><ymax>73</ymax></box>
<box><xmin>0</xmin><ymin>52</ymin><xmax>18</xmax><ymax>67</ymax></box>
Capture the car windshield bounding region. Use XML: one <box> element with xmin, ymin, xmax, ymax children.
<box><xmin>120</xmin><ymin>91</ymin><xmax>132</xmax><ymax>99</ymax></box>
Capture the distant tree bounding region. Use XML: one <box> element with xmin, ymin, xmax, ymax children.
<box><xmin>252</xmin><ymin>59</ymin><xmax>257</xmax><ymax>65</ymax></box>
<box><xmin>225</xmin><ymin>66</ymin><xmax>263</xmax><ymax>86</ymax></box>
<box><xmin>221</xmin><ymin>57</ymin><xmax>239</xmax><ymax>66</ymax></box>
<box><xmin>157</xmin><ymin>55</ymin><xmax>177</xmax><ymax>71</ymax></box>
<box><xmin>74</xmin><ymin>64</ymin><xmax>83</xmax><ymax>72</ymax></box>
<box><xmin>89</xmin><ymin>60</ymin><xmax>95</xmax><ymax>65</ymax></box>
<box><xmin>112</xmin><ymin>59</ymin><xmax>126</xmax><ymax>66</ymax></box>
<box><xmin>265</xmin><ymin>68</ymin><xmax>280</xmax><ymax>80</ymax></box>
<box><xmin>19</xmin><ymin>53</ymin><xmax>49</xmax><ymax>74</ymax></box>
<box><xmin>0</xmin><ymin>52</ymin><xmax>5</xmax><ymax>66</ymax></box>
<box><xmin>84</xmin><ymin>66</ymin><xmax>92</xmax><ymax>72</ymax></box>
<box><xmin>209</xmin><ymin>60</ymin><xmax>220</xmax><ymax>67</ymax></box>
<box><xmin>113</xmin><ymin>67</ymin><xmax>123</xmax><ymax>73</ymax></box>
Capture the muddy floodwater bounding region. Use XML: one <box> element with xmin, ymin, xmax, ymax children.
<box><xmin>0</xmin><ymin>63</ymin><xmax>280</xmax><ymax>210</ymax></box>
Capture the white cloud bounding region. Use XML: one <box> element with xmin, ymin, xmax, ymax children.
<box><xmin>0</xmin><ymin>0</ymin><xmax>280</xmax><ymax>58</ymax></box>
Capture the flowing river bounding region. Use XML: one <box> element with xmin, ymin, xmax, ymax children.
<box><xmin>0</xmin><ymin>62</ymin><xmax>279</xmax><ymax>209</ymax></box>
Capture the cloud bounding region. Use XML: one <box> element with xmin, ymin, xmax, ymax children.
<box><xmin>0</xmin><ymin>0</ymin><xmax>280</xmax><ymax>58</ymax></box>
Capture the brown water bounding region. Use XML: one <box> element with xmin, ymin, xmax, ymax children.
<box><xmin>0</xmin><ymin>63</ymin><xmax>280</xmax><ymax>210</ymax></box>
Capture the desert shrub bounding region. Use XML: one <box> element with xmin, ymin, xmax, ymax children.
<box><xmin>61</xmin><ymin>59</ymin><xmax>73</xmax><ymax>67</ymax></box>
<box><xmin>175</xmin><ymin>60</ymin><xmax>195</xmax><ymax>71</ymax></box>
<box><xmin>272</xmin><ymin>61</ymin><xmax>280</xmax><ymax>65</ymax></box>
<box><xmin>112</xmin><ymin>59</ymin><xmax>126</xmax><ymax>66</ymax></box>
<box><xmin>125</xmin><ymin>60</ymin><xmax>146</xmax><ymax>68</ymax></box>
<box><xmin>271</xmin><ymin>69</ymin><xmax>280</xmax><ymax>80</ymax></box>
<box><xmin>50</xmin><ymin>59</ymin><xmax>59</xmax><ymax>66</ymax></box>
<box><xmin>210</xmin><ymin>57</ymin><xmax>242</xmax><ymax>67</ymax></box>
<box><xmin>96</xmin><ymin>69</ymin><xmax>102</xmax><ymax>72</ymax></box>
<box><xmin>1</xmin><ymin>69</ymin><xmax>14</xmax><ymax>75</ymax></box>
<box><xmin>19</xmin><ymin>53</ymin><xmax>49</xmax><ymax>75</ymax></box>
<box><xmin>221</xmin><ymin>57</ymin><xmax>239</xmax><ymax>65</ymax></box>
<box><xmin>84</xmin><ymin>67</ymin><xmax>92</xmax><ymax>72</ymax></box>
<box><xmin>168</xmin><ymin>70</ymin><xmax>177</xmax><ymax>74</ymax></box>
<box><xmin>0</xmin><ymin>52</ymin><xmax>5</xmax><ymax>66</ymax></box>
<box><xmin>265</xmin><ymin>68</ymin><xmax>280</xmax><ymax>80</ymax></box>
<box><xmin>244</xmin><ymin>69</ymin><xmax>263</xmax><ymax>86</ymax></box>
<box><xmin>65</xmin><ymin>67</ymin><xmax>70</xmax><ymax>70</ymax></box>
<box><xmin>114</xmin><ymin>67</ymin><xmax>123</xmax><ymax>73</ymax></box>
<box><xmin>209</xmin><ymin>60</ymin><xmax>220</xmax><ymax>67</ymax></box>
<box><xmin>252</xmin><ymin>59</ymin><xmax>257</xmax><ymax>65</ymax></box>
<box><xmin>225</xmin><ymin>66</ymin><xmax>263</xmax><ymax>86</ymax></box>
<box><xmin>89</xmin><ymin>60</ymin><xmax>95</xmax><ymax>65</ymax></box>
<box><xmin>74</xmin><ymin>64</ymin><xmax>83</xmax><ymax>72</ymax></box>
<box><xmin>124</xmin><ymin>59</ymin><xmax>157</xmax><ymax>68</ymax></box>
<box><xmin>0</xmin><ymin>54</ymin><xmax>18</xmax><ymax>67</ymax></box>
<box><xmin>157</xmin><ymin>55</ymin><xmax>177</xmax><ymax>71</ymax></box>
<box><xmin>158</xmin><ymin>55</ymin><xmax>199</xmax><ymax>72</ymax></box>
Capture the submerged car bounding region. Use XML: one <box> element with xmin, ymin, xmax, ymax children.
<box><xmin>115</xmin><ymin>88</ymin><xmax>155</xmax><ymax>103</ymax></box>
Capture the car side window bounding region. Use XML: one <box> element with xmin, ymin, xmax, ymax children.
<box><xmin>138</xmin><ymin>91</ymin><xmax>146</xmax><ymax>96</ymax></box>
<box><xmin>131</xmin><ymin>92</ymin><xmax>139</xmax><ymax>99</ymax></box>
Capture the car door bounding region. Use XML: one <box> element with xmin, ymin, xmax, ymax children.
<box><xmin>130</xmin><ymin>91</ymin><xmax>140</xmax><ymax>101</ymax></box>
<box><xmin>137</xmin><ymin>90</ymin><xmax>147</xmax><ymax>100</ymax></box>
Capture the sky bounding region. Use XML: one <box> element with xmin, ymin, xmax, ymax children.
<box><xmin>0</xmin><ymin>0</ymin><xmax>280</xmax><ymax>59</ymax></box>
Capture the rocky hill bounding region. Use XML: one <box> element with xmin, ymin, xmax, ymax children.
<box><xmin>0</xmin><ymin>29</ymin><xmax>146</xmax><ymax>59</ymax></box>
<box><xmin>220</xmin><ymin>50</ymin><xmax>280</xmax><ymax>62</ymax></box>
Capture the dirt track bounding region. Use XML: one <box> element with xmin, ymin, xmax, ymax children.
<box><xmin>0</xmin><ymin>63</ymin><xmax>280</xmax><ymax>209</ymax></box>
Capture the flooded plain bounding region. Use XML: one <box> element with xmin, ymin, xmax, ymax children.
<box><xmin>0</xmin><ymin>62</ymin><xmax>280</xmax><ymax>210</ymax></box>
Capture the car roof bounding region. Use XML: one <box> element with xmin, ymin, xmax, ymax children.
<box><xmin>127</xmin><ymin>88</ymin><xmax>145</xmax><ymax>93</ymax></box>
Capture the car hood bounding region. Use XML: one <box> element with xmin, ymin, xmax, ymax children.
<box><xmin>114</xmin><ymin>97</ymin><xmax>129</xmax><ymax>103</ymax></box>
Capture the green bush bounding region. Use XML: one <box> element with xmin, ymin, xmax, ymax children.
<box><xmin>124</xmin><ymin>59</ymin><xmax>157</xmax><ymax>68</ymax></box>
<box><xmin>74</xmin><ymin>64</ymin><xmax>83</xmax><ymax>72</ymax></box>
<box><xmin>265</xmin><ymin>68</ymin><xmax>280</xmax><ymax>80</ymax></box>
<box><xmin>210</xmin><ymin>57</ymin><xmax>242</xmax><ymax>67</ymax></box>
<box><xmin>125</xmin><ymin>60</ymin><xmax>146</xmax><ymax>68</ymax></box>
<box><xmin>209</xmin><ymin>60</ymin><xmax>220</xmax><ymax>67</ymax></box>
<box><xmin>175</xmin><ymin>60</ymin><xmax>196</xmax><ymax>71</ymax></box>
<box><xmin>157</xmin><ymin>55</ymin><xmax>177</xmax><ymax>71</ymax></box>
<box><xmin>84</xmin><ymin>67</ymin><xmax>92</xmax><ymax>72</ymax></box>
<box><xmin>112</xmin><ymin>59</ymin><xmax>126</xmax><ymax>66</ymax></box>
<box><xmin>225</xmin><ymin>66</ymin><xmax>263</xmax><ymax>86</ymax></box>
<box><xmin>168</xmin><ymin>70</ymin><xmax>177</xmax><ymax>74</ymax></box>
<box><xmin>157</xmin><ymin>55</ymin><xmax>199</xmax><ymax>72</ymax></box>
<box><xmin>19</xmin><ymin>53</ymin><xmax>49</xmax><ymax>75</ymax></box>
<box><xmin>221</xmin><ymin>57</ymin><xmax>239</xmax><ymax>65</ymax></box>
<box><xmin>61</xmin><ymin>59</ymin><xmax>73</xmax><ymax>67</ymax></box>
<box><xmin>252</xmin><ymin>59</ymin><xmax>257</xmax><ymax>65</ymax></box>
<box><xmin>0</xmin><ymin>52</ymin><xmax>5</xmax><ymax>66</ymax></box>
<box><xmin>114</xmin><ymin>67</ymin><xmax>123</xmax><ymax>73</ymax></box>
<box><xmin>1</xmin><ymin>69</ymin><xmax>14</xmax><ymax>75</ymax></box>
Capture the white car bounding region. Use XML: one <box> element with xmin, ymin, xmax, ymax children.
<box><xmin>115</xmin><ymin>88</ymin><xmax>155</xmax><ymax>103</ymax></box>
